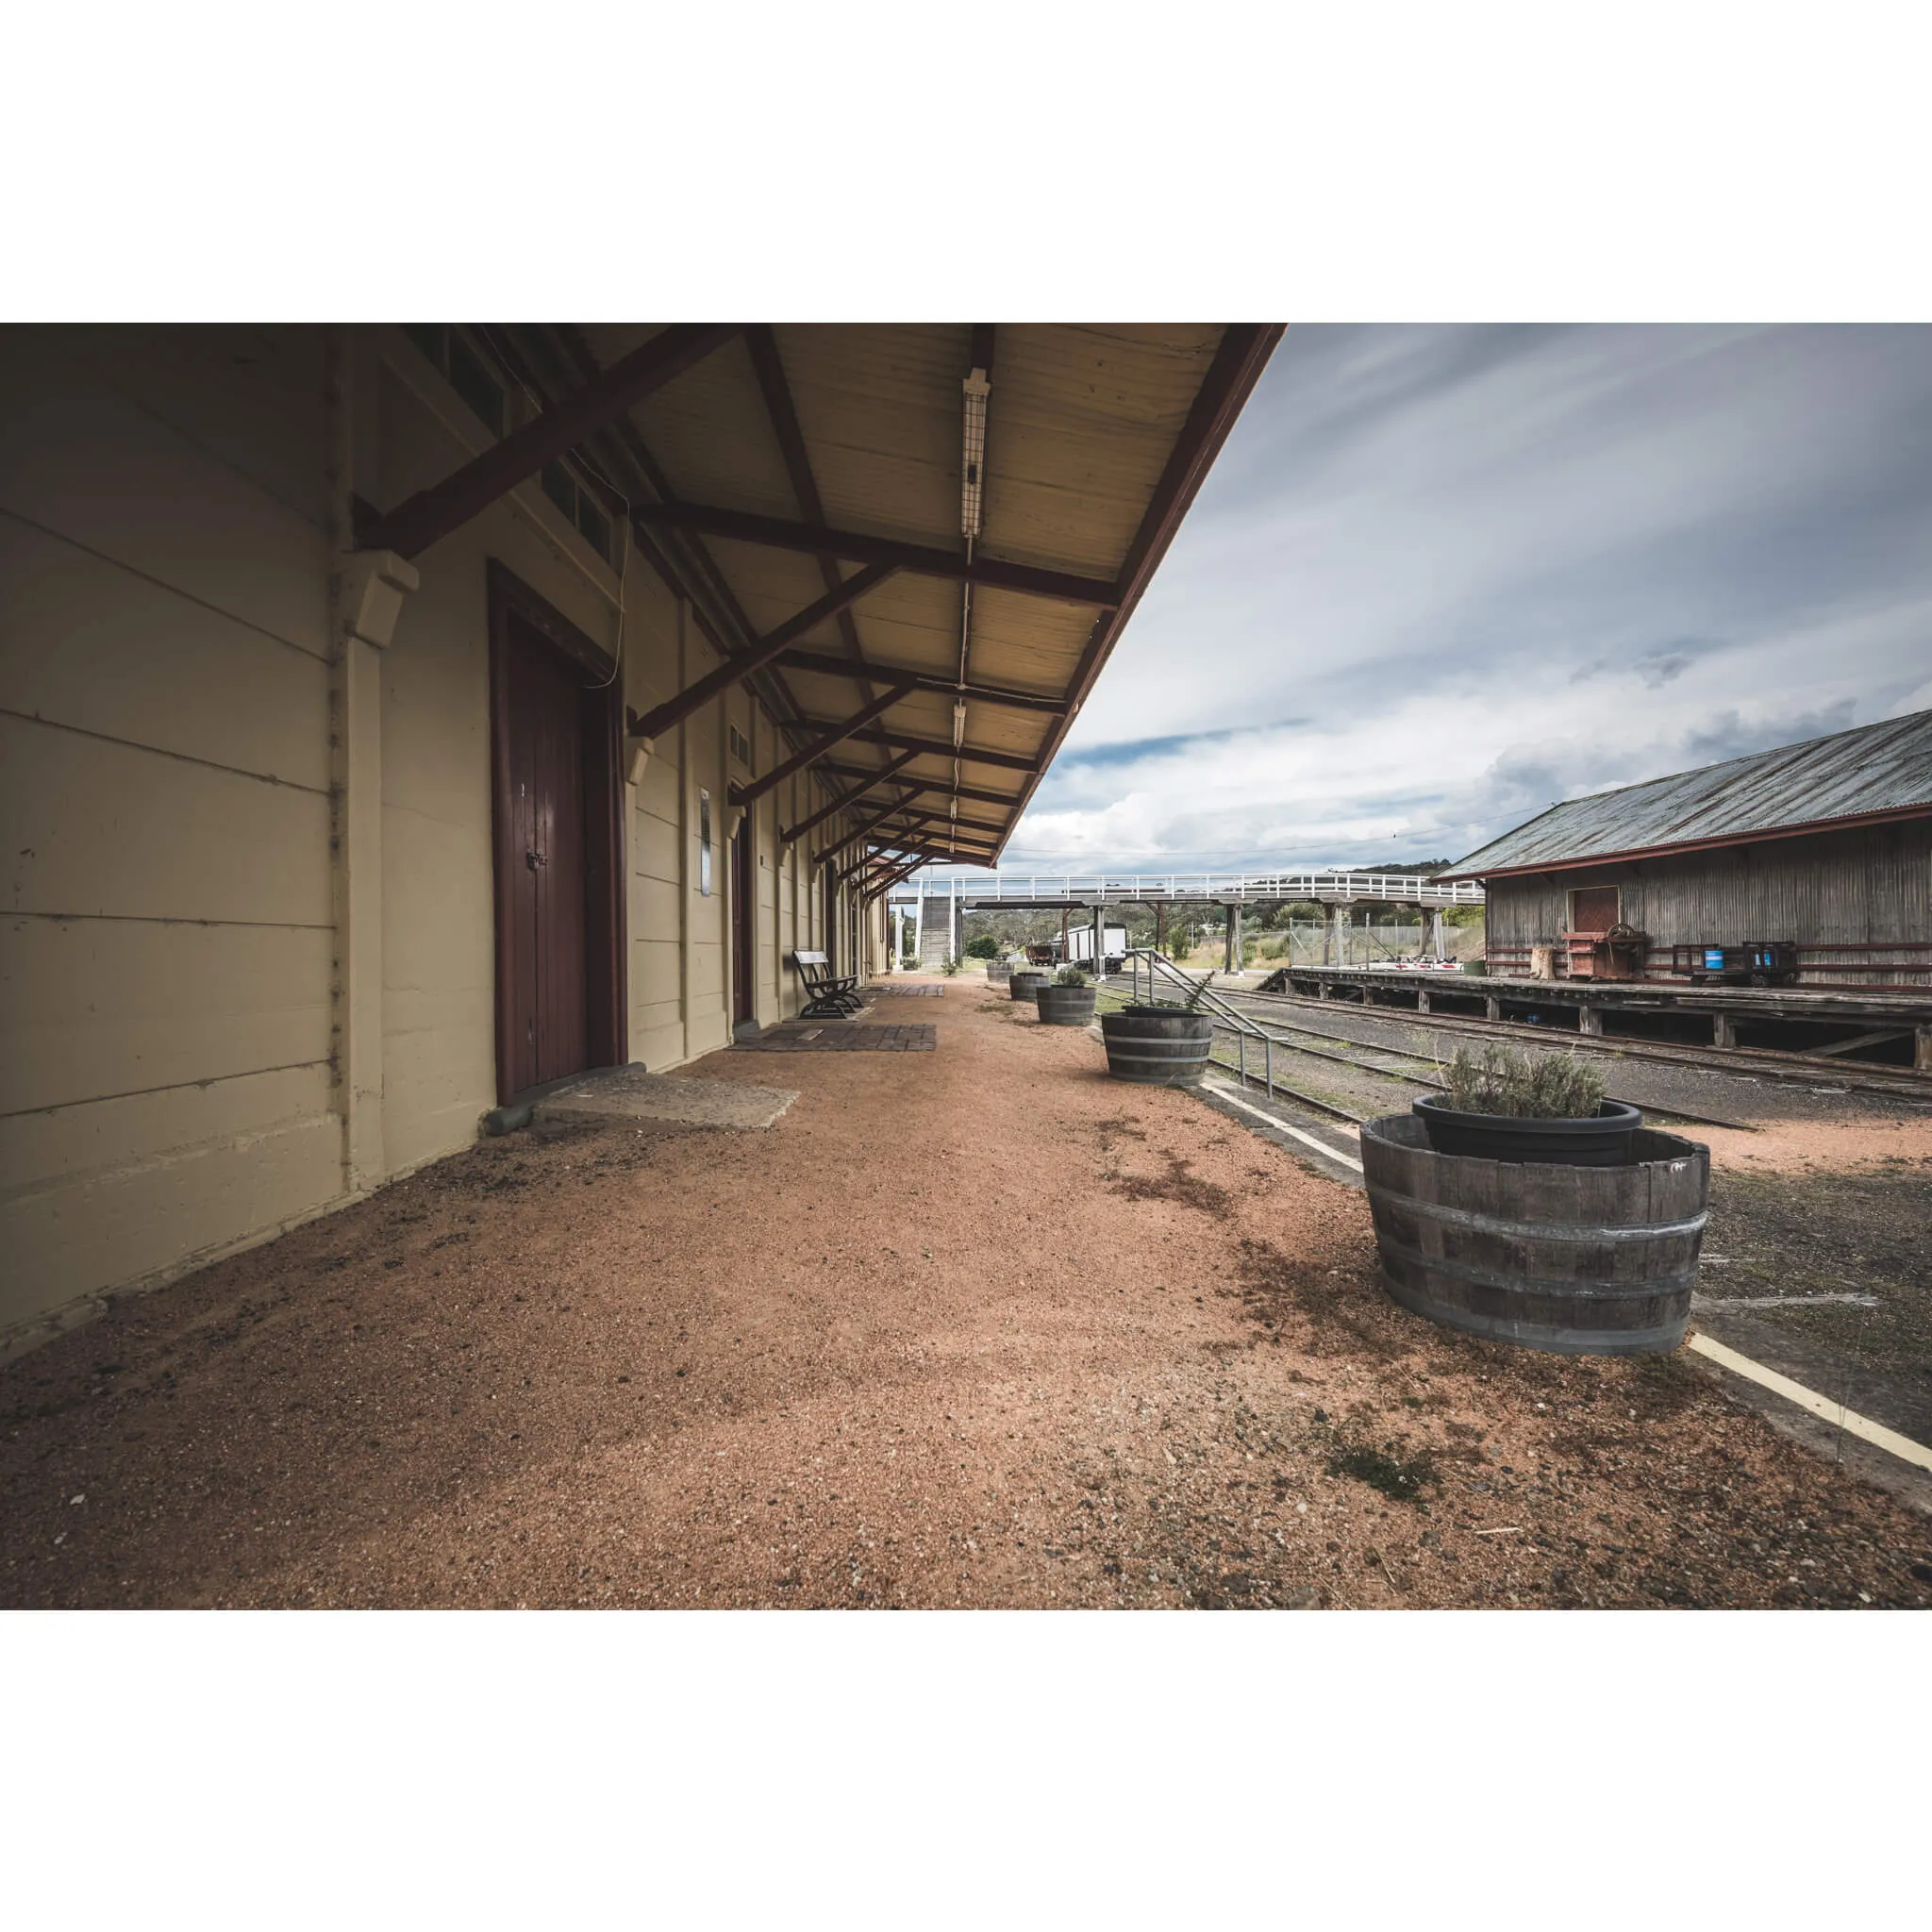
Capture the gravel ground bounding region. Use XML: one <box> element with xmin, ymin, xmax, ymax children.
<box><xmin>5</xmin><ymin>980</ymin><xmax>1930</xmax><ymax>1610</ymax></box>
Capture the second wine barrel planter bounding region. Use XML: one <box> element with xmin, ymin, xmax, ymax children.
<box><xmin>1009</xmin><ymin>970</ymin><xmax>1049</xmax><ymax>1002</ymax></box>
<box><xmin>1099</xmin><ymin>1007</ymin><xmax>1215</xmax><ymax>1086</ymax></box>
<box><xmin>986</xmin><ymin>959</ymin><xmax>1012</xmax><ymax>985</ymax></box>
<box><xmin>1359</xmin><ymin>1114</ymin><xmax>1707</xmax><ymax>1355</ymax></box>
<box><xmin>1034</xmin><ymin>984</ymin><xmax>1097</xmax><ymax>1026</ymax></box>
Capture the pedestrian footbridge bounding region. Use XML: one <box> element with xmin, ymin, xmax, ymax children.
<box><xmin>884</xmin><ymin>870</ymin><xmax>1485</xmax><ymax>909</ymax></box>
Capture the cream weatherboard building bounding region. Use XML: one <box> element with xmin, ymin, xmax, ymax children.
<box><xmin>0</xmin><ymin>323</ymin><xmax>1278</xmax><ymax>1357</ymax></box>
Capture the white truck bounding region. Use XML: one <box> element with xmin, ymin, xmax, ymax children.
<box><xmin>1066</xmin><ymin>923</ymin><xmax>1130</xmax><ymax>973</ymax></box>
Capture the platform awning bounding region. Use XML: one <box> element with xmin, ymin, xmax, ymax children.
<box><xmin>364</xmin><ymin>324</ymin><xmax>1281</xmax><ymax>870</ymax></box>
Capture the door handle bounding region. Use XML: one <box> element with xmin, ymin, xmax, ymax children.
<box><xmin>526</xmin><ymin>849</ymin><xmax>546</xmax><ymax>870</ymax></box>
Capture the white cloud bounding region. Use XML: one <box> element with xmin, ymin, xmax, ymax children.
<box><xmin>999</xmin><ymin>325</ymin><xmax>1932</xmax><ymax>871</ymax></box>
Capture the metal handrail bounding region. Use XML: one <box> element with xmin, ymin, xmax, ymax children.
<box><xmin>1112</xmin><ymin>948</ymin><xmax>1289</xmax><ymax>1104</ymax></box>
<box><xmin>882</xmin><ymin>869</ymin><xmax>1483</xmax><ymax>907</ymax></box>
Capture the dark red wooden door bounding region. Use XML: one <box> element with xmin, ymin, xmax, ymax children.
<box><xmin>731</xmin><ymin>817</ymin><xmax>755</xmax><ymax>1026</ymax></box>
<box><xmin>1571</xmin><ymin>886</ymin><xmax>1620</xmax><ymax>933</ymax></box>
<box><xmin>506</xmin><ymin>617</ymin><xmax>589</xmax><ymax>1091</ymax></box>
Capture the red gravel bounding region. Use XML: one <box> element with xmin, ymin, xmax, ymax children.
<box><xmin>4</xmin><ymin>980</ymin><xmax>1928</xmax><ymax>1609</ymax></box>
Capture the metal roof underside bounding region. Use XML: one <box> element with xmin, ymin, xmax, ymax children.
<box><xmin>1446</xmin><ymin>707</ymin><xmax>1932</xmax><ymax>878</ymax></box>
<box><xmin>500</xmin><ymin>324</ymin><xmax>1279</xmax><ymax>869</ymax></box>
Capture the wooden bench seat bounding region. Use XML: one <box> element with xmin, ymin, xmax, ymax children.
<box><xmin>792</xmin><ymin>950</ymin><xmax>863</xmax><ymax>1019</ymax></box>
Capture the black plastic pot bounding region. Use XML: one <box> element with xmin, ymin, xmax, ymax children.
<box><xmin>1412</xmin><ymin>1094</ymin><xmax>1641</xmax><ymax>1166</ymax></box>
<box><xmin>1009</xmin><ymin>971</ymin><xmax>1050</xmax><ymax>1001</ymax></box>
<box><xmin>1035</xmin><ymin>985</ymin><xmax>1097</xmax><ymax>1026</ymax></box>
<box><xmin>1100</xmin><ymin>1006</ymin><xmax>1214</xmax><ymax>1085</ymax></box>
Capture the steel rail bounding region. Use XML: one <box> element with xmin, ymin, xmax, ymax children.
<box><xmin>1108</xmin><ymin>952</ymin><xmax>1756</xmax><ymax>1134</ymax></box>
<box><xmin>1232</xmin><ymin>980</ymin><xmax>1932</xmax><ymax>1098</ymax></box>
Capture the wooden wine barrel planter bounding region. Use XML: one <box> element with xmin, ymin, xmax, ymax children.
<box><xmin>1359</xmin><ymin>1114</ymin><xmax>1708</xmax><ymax>1356</ymax></box>
<box><xmin>1099</xmin><ymin>1008</ymin><xmax>1215</xmax><ymax>1086</ymax></box>
<box><xmin>1009</xmin><ymin>971</ymin><xmax>1050</xmax><ymax>1002</ymax></box>
<box><xmin>986</xmin><ymin>959</ymin><xmax>1012</xmax><ymax>984</ymax></box>
<box><xmin>1035</xmin><ymin>985</ymin><xmax>1097</xmax><ymax>1026</ymax></box>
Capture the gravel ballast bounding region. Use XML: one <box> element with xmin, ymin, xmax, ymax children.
<box><xmin>4</xmin><ymin>979</ymin><xmax>1928</xmax><ymax>1610</ymax></box>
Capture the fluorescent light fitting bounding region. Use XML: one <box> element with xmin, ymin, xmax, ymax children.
<box><xmin>960</xmin><ymin>368</ymin><xmax>990</xmax><ymax>539</ymax></box>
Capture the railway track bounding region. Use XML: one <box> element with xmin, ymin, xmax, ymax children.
<box><xmin>1095</xmin><ymin>980</ymin><xmax>1757</xmax><ymax>1133</ymax></box>
<box><xmin>1222</xmin><ymin>980</ymin><xmax>1932</xmax><ymax>1102</ymax></box>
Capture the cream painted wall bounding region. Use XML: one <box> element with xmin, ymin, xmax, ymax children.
<box><xmin>0</xmin><ymin>325</ymin><xmax>872</xmax><ymax>1357</ymax></box>
<box><xmin>1</xmin><ymin>327</ymin><xmax>341</xmax><ymax>1346</ymax></box>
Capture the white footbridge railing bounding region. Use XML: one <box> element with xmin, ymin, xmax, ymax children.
<box><xmin>882</xmin><ymin>869</ymin><xmax>1484</xmax><ymax>908</ymax></box>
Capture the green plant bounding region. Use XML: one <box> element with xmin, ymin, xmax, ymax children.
<box><xmin>941</xmin><ymin>952</ymin><xmax>961</xmax><ymax>976</ymax></box>
<box><xmin>1179</xmin><ymin>972</ymin><xmax>1213</xmax><ymax>1011</ymax></box>
<box><xmin>1053</xmin><ymin>965</ymin><xmax>1087</xmax><ymax>988</ymax></box>
<box><xmin>964</xmin><ymin>934</ymin><xmax>1000</xmax><ymax>959</ymax></box>
<box><xmin>1440</xmin><ymin>1042</ymin><xmax>1607</xmax><ymax>1119</ymax></box>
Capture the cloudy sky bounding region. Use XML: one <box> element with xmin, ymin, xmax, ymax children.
<box><xmin>1000</xmin><ymin>325</ymin><xmax>1932</xmax><ymax>874</ymax></box>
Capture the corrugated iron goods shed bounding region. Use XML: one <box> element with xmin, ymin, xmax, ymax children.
<box><xmin>1445</xmin><ymin>708</ymin><xmax>1932</xmax><ymax>880</ymax></box>
<box><xmin>408</xmin><ymin>324</ymin><xmax>1284</xmax><ymax>873</ymax></box>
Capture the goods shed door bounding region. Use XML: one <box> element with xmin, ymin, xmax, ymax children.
<box><xmin>1570</xmin><ymin>886</ymin><xmax>1621</xmax><ymax>933</ymax></box>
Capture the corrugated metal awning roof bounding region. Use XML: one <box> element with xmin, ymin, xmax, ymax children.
<box><xmin>1445</xmin><ymin>707</ymin><xmax>1932</xmax><ymax>879</ymax></box>
<box><xmin>506</xmin><ymin>324</ymin><xmax>1280</xmax><ymax>870</ymax></box>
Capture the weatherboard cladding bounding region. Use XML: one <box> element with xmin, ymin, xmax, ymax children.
<box><xmin>1448</xmin><ymin>708</ymin><xmax>1932</xmax><ymax>876</ymax></box>
<box><xmin>1481</xmin><ymin>818</ymin><xmax>1932</xmax><ymax>986</ymax></box>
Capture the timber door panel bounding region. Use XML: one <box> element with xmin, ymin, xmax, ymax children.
<box><xmin>507</xmin><ymin>617</ymin><xmax>590</xmax><ymax>1091</ymax></box>
<box><xmin>731</xmin><ymin>816</ymin><xmax>755</xmax><ymax>1027</ymax></box>
<box><xmin>1569</xmin><ymin>886</ymin><xmax>1621</xmax><ymax>934</ymax></box>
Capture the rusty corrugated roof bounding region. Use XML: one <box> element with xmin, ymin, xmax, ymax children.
<box><xmin>1446</xmin><ymin>707</ymin><xmax>1932</xmax><ymax>877</ymax></box>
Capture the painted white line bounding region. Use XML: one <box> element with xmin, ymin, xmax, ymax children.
<box><xmin>1687</xmin><ymin>1332</ymin><xmax>1932</xmax><ymax>1473</ymax></box>
<box><xmin>1204</xmin><ymin>1079</ymin><xmax>1364</xmax><ymax>1173</ymax></box>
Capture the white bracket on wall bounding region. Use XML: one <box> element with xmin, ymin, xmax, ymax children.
<box><xmin>339</xmin><ymin>550</ymin><xmax>420</xmax><ymax>650</ymax></box>
<box><xmin>626</xmin><ymin>735</ymin><xmax>656</xmax><ymax>787</ymax></box>
<box><xmin>724</xmin><ymin>805</ymin><xmax>746</xmax><ymax>841</ymax></box>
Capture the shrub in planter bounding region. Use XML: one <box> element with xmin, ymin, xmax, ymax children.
<box><xmin>1035</xmin><ymin>965</ymin><xmax>1097</xmax><ymax>1026</ymax></box>
<box><xmin>1099</xmin><ymin>971</ymin><xmax>1214</xmax><ymax>1084</ymax></box>
<box><xmin>1414</xmin><ymin>1043</ymin><xmax>1639</xmax><ymax>1165</ymax></box>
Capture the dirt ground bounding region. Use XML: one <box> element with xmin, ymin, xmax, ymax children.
<box><xmin>5</xmin><ymin>979</ymin><xmax>1930</xmax><ymax>1610</ymax></box>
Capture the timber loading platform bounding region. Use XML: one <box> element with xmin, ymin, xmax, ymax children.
<box><xmin>1254</xmin><ymin>965</ymin><xmax>1932</xmax><ymax>1074</ymax></box>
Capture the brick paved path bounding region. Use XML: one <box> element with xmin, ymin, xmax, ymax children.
<box><xmin>735</xmin><ymin>1024</ymin><xmax>937</xmax><ymax>1053</ymax></box>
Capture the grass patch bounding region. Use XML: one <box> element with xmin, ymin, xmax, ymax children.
<box><xmin>1328</xmin><ymin>1441</ymin><xmax>1438</xmax><ymax>1504</ymax></box>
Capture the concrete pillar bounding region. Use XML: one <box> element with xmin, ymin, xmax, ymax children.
<box><xmin>1579</xmin><ymin>1005</ymin><xmax>1602</xmax><ymax>1036</ymax></box>
<box><xmin>1330</xmin><ymin>902</ymin><xmax>1347</xmax><ymax>968</ymax></box>
<box><xmin>1431</xmin><ymin>908</ymin><xmax>1445</xmax><ymax>961</ymax></box>
<box><xmin>1485</xmin><ymin>995</ymin><xmax>1502</xmax><ymax>1021</ymax></box>
<box><xmin>1713</xmin><ymin>1011</ymin><xmax>1737</xmax><ymax>1049</ymax></box>
<box><xmin>1417</xmin><ymin>989</ymin><xmax>1431</xmax><ymax>1015</ymax></box>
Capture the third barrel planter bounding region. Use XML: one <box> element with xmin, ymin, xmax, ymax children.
<box><xmin>1008</xmin><ymin>970</ymin><xmax>1050</xmax><ymax>1002</ymax></box>
<box><xmin>1099</xmin><ymin>1006</ymin><xmax>1214</xmax><ymax>1085</ymax></box>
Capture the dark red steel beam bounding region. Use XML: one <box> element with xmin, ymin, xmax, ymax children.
<box><xmin>864</xmin><ymin>858</ymin><xmax>928</xmax><ymax>902</ymax></box>
<box><xmin>744</xmin><ymin>326</ymin><xmax>881</xmax><ymax>697</ymax></box>
<box><xmin>360</xmin><ymin>325</ymin><xmax>741</xmax><ymax>558</ymax></box>
<box><xmin>628</xmin><ymin>562</ymin><xmax>895</xmax><ymax>742</ymax></box>
<box><xmin>814</xmin><ymin>789</ymin><xmax>929</xmax><ymax>870</ymax></box>
<box><xmin>841</xmin><ymin>726</ymin><xmax>1041</xmax><ymax>774</ymax></box>
<box><xmin>774</xmin><ymin>648</ymin><xmax>1068</xmax><ymax>717</ymax></box>
<box><xmin>988</xmin><ymin>323</ymin><xmax>1284</xmax><ymax>861</ymax></box>
<box><xmin>632</xmin><ymin>501</ymin><xmax>1120</xmax><ymax>608</ymax></box>
<box><xmin>779</xmin><ymin>748</ymin><xmax>921</xmax><ymax>847</ymax></box>
<box><xmin>730</xmin><ymin>681</ymin><xmax>916</xmax><ymax>808</ymax></box>
<box><xmin>820</xmin><ymin>761</ymin><xmax>1025</xmax><ymax>812</ymax></box>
